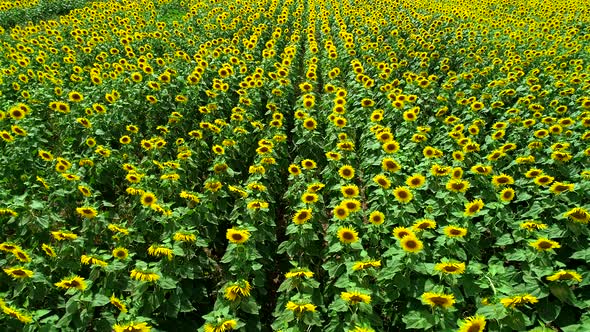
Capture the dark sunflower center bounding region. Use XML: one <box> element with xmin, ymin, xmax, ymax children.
<box><xmin>373</xmin><ymin>216</ymin><xmax>382</xmax><ymax>222</ymax></box>
<box><xmin>467</xmin><ymin>323</ymin><xmax>481</xmax><ymax>332</ymax></box>
<box><xmin>350</xmin><ymin>295</ymin><xmax>363</xmax><ymax>302</ymax></box>
<box><xmin>344</xmin><ymin>189</ymin><xmax>355</xmax><ymax>195</ymax></box>
<box><xmin>17</xmin><ymin>252</ymin><xmax>26</xmax><ymax>259</ymax></box>
<box><xmin>342</xmin><ymin>232</ymin><xmax>354</xmax><ymax>240</ymax></box>
<box><xmin>397</xmin><ymin>191</ymin><xmax>408</xmax><ymax>199</ymax></box>
<box><xmin>342</xmin><ymin>169</ymin><xmax>352</xmax><ymax>176</ymax></box>
<box><xmin>452</xmin><ymin>183</ymin><xmax>464</xmax><ymax>190</ymax></box>
<box><xmin>450</xmin><ymin>230</ymin><xmax>462</xmax><ymax>235</ymax></box>
<box><xmin>336</xmin><ymin>208</ymin><xmax>347</xmax><ymax>216</ymax></box>
<box><xmin>430</xmin><ymin>297</ymin><xmax>447</xmax><ymax>305</ymax></box>
<box><xmin>346</xmin><ymin>202</ymin><xmax>356</xmax><ymax>210</ymax></box>
<box><xmin>117</xmin><ymin>251</ymin><xmax>126</xmax><ymax>257</ymax></box>
<box><xmin>13</xmin><ymin>270</ymin><xmax>26</xmax><ymax>276</ymax></box>
<box><xmin>69</xmin><ymin>280</ymin><xmax>80</xmax><ymax>287</ymax></box>
<box><xmin>144</xmin><ymin>197</ymin><xmax>153</xmax><ymax>203</ymax></box>
<box><xmin>497</xmin><ymin>177</ymin><xmax>508</xmax><ymax>183</ymax></box>
<box><xmin>538</xmin><ymin>241</ymin><xmax>552</xmax><ymax>249</ymax></box>
<box><xmin>378</xmin><ymin>179</ymin><xmax>388</xmax><ymax>186</ymax></box>
<box><xmin>411</xmin><ymin>179</ymin><xmax>421</xmax><ymax>185</ymax></box>
<box><xmin>469</xmin><ymin>205</ymin><xmax>480</xmax><ymax>213</ymax></box>
<box><xmin>443</xmin><ymin>266</ymin><xmax>458</xmax><ymax>272</ymax></box>
<box><xmin>232</xmin><ymin>234</ymin><xmax>243</xmax><ymax>241</ymax></box>
<box><xmin>405</xmin><ymin>240</ymin><xmax>417</xmax><ymax>248</ymax></box>
<box><xmin>570</xmin><ymin>211</ymin><xmax>585</xmax><ymax>219</ymax></box>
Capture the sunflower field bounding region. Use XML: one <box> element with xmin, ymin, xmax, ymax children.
<box><xmin>1</xmin><ymin>0</ymin><xmax>590</xmax><ymax>331</ymax></box>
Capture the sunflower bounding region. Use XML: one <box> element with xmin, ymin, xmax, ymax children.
<box><xmin>3</xmin><ymin>267</ymin><xmax>34</xmax><ymax>279</ymax></box>
<box><xmin>368</xmin><ymin>211</ymin><xmax>385</xmax><ymax>225</ymax></box>
<box><xmin>12</xmin><ymin>249</ymin><xmax>31</xmax><ymax>263</ymax></box>
<box><xmin>140</xmin><ymin>192</ymin><xmax>157</xmax><ymax>206</ymax></box>
<box><xmin>341</xmin><ymin>184</ymin><xmax>360</xmax><ymax>198</ymax></box>
<box><xmin>76</xmin><ymin>207</ymin><xmax>97</xmax><ymax>219</ymax></box>
<box><xmin>224</xmin><ymin>280</ymin><xmax>252</xmax><ymax>301</ymax></box>
<box><xmin>285</xmin><ymin>268</ymin><xmax>314</xmax><ymax>279</ymax></box>
<box><xmin>173</xmin><ymin>232</ymin><xmax>197</xmax><ymax>243</ymax></box>
<box><xmin>491</xmin><ymin>174</ymin><xmax>514</xmax><ymax>186</ymax></box>
<box><xmin>470</xmin><ymin>164</ymin><xmax>492</xmax><ymax>176</ymax></box>
<box><xmin>341</xmin><ymin>290</ymin><xmax>371</xmax><ymax>304</ymax></box>
<box><xmin>352</xmin><ymin>260</ymin><xmax>382</xmax><ymax>271</ymax></box>
<box><xmin>500</xmin><ymin>294</ymin><xmax>538</xmax><ymax>308</ymax></box>
<box><xmin>406</xmin><ymin>174</ymin><xmax>426</xmax><ymax>188</ymax></box>
<box><xmin>204</xmin><ymin>319</ymin><xmax>238</xmax><ymax>332</ymax></box>
<box><xmin>112</xmin><ymin>247</ymin><xmax>129</xmax><ymax>260</ymax></box>
<box><xmin>339</xmin><ymin>165</ymin><xmax>355</xmax><ymax>180</ymax></box>
<box><xmin>534</xmin><ymin>175</ymin><xmax>555</xmax><ymax>186</ymax></box>
<box><xmin>303</xmin><ymin>117</ymin><xmax>317</xmax><ymax>130</ymax></box>
<box><xmin>288</xmin><ymin>164</ymin><xmax>302</xmax><ymax>176</ymax></box>
<box><xmin>301</xmin><ymin>159</ymin><xmax>317</xmax><ymax>169</ymax></box>
<box><xmin>381</xmin><ymin>157</ymin><xmax>401</xmax><ymax>172</ymax></box>
<box><xmin>393</xmin><ymin>186</ymin><xmax>413</xmax><ymax>203</ymax></box>
<box><xmin>412</xmin><ymin>219</ymin><xmax>436</xmax><ymax>232</ymax></box>
<box><xmin>68</xmin><ymin>91</ymin><xmax>84</xmax><ymax>102</ymax></box>
<box><xmin>55</xmin><ymin>276</ymin><xmax>87</xmax><ymax>291</ymax></box>
<box><xmin>373</xmin><ymin>174</ymin><xmax>391</xmax><ymax>189</ymax></box>
<box><xmin>301</xmin><ymin>192</ymin><xmax>319</xmax><ymax>204</ymax></box>
<box><xmin>530</xmin><ymin>238</ymin><xmax>561</xmax><ymax>251</ymax></box>
<box><xmin>520</xmin><ymin>221</ymin><xmax>547</xmax><ymax>231</ymax></box>
<box><xmin>434</xmin><ymin>262</ymin><xmax>466</xmax><ymax>274</ymax></box>
<box><xmin>546</xmin><ymin>270</ymin><xmax>582</xmax><ymax>283</ymax></box>
<box><xmin>499</xmin><ymin>188</ymin><xmax>515</xmax><ymax>202</ymax></box>
<box><xmin>338</xmin><ymin>227</ymin><xmax>359</xmax><ymax>244</ymax></box>
<box><xmin>42</xmin><ymin>243</ymin><xmax>56</xmax><ymax>257</ymax></box>
<box><xmin>464</xmin><ymin>199</ymin><xmax>484</xmax><ymax>216</ymax></box>
<box><xmin>446</xmin><ymin>179</ymin><xmax>470</xmax><ymax>193</ymax></box>
<box><xmin>285</xmin><ymin>301</ymin><xmax>317</xmax><ymax>314</ymax></box>
<box><xmin>333</xmin><ymin>205</ymin><xmax>350</xmax><ymax>220</ymax></box>
<box><xmin>382</xmin><ymin>140</ymin><xmax>400</xmax><ymax>154</ymax></box>
<box><xmin>458</xmin><ymin>315</ymin><xmax>486</xmax><ymax>332</ymax></box>
<box><xmin>81</xmin><ymin>255</ymin><xmax>108</xmax><ymax>267</ymax></box>
<box><xmin>148</xmin><ymin>245</ymin><xmax>174</xmax><ymax>260</ymax></box>
<box><xmin>2</xmin><ymin>305</ymin><xmax>32</xmax><ymax>324</ymax></box>
<box><xmin>78</xmin><ymin>185</ymin><xmax>92</xmax><ymax>197</ymax></box>
<box><xmin>549</xmin><ymin>182</ymin><xmax>575</xmax><ymax>195</ymax></box>
<box><xmin>431</xmin><ymin>164</ymin><xmax>451</xmax><ymax>176</ymax></box>
<box><xmin>130</xmin><ymin>269</ymin><xmax>160</xmax><ymax>282</ymax></box>
<box><xmin>293</xmin><ymin>208</ymin><xmax>313</xmax><ymax>225</ymax></box>
<box><xmin>525</xmin><ymin>168</ymin><xmax>543</xmax><ymax>178</ymax></box>
<box><xmin>421</xmin><ymin>292</ymin><xmax>455</xmax><ymax>309</ymax></box>
<box><xmin>564</xmin><ymin>207</ymin><xmax>590</xmax><ymax>224</ymax></box>
<box><xmin>400</xmin><ymin>235</ymin><xmax>423</xmax><ymax>253</ymax></box>
<box><xmin>12</xmin><ymin>126</ymin><xmax>28</xmax><ymax>137</ymax></box>
<box><xmin>393</xmin><ymin>227</ymin><xmax>414</xmax><ymax>239</ymax></box>
<box><xmin>444</xmin><ymin>225</ymin><xmax>467</xmax><ymax>238</ymax></box>
<box><xmin>110</xmin><ymin>294</ymin><xmax>127</xmax><ymax>313</ymax></box>
<box><xmin>113</xmin><ymin>322</ymin><xmax>151</xmax><ymax>332</ymax></box>
<box><xmin>226</xmin><ymin>228</ymin><xmax>250</xmax><ymax>244</ymax></box>
<box><xmin>38</xmin><ymin>149</ymin><xmax>53</xmax><ymax>161</ymax></box>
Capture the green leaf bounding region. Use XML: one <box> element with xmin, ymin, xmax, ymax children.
<box><xmin>91</xmin><ymin>294</ymin><xmax>111</xmax><ymax>307</ymax></box>
<box><xmin>476</xmin><ymin>303</ymin><xmax>508</xmax><ymax>320</ymax></box>
<box><xmin>158</xmin><ymin>277</ymin><xmax>177</xmax><ymax>290</ymax></box>
<box><xmin>402</xmin><ymin>310</ymin><xmax>434</xmax><ymax>329</ymax></box>
<box><xmin>504</xmin><ymin>310</ymin><xmax>527</xmax><ymax>331</ymax></box>
<box><xmin>571</xmin><ymin>248</ymin><xmax>590</xmax><ymax>260</ymax></box>
<box><xmin>537</xmin><ymin>297</ymin><xmax>561</xmax><ymax>322</ymax></box>
<box><xmin>240</xmin><ymin>298</ymin><xmax>259</xmax><ymax>314</ymax></box>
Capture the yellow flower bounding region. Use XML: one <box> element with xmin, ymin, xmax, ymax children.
<box><xmin>173</xmin><ymin>232</ymin><xmax>196</xmax><ymax>243</ymax></box>
<box><xmin>530</xmin><ymin>238</ymin><xmax>561</xmax><ymax>251</ymax></box>
<box><xmin>458</xmin><ymin>315</ymin><xmax>486</xmax><ymax>332</ymax></box>
<box><xmin>2</xmin><ymin>305</ymin><xmax>32</xmax><ymax>324</ymax></box>
<box><xmin>55</xmin><ymin>276</ymin><xmax>87</xmax><ymax>291</ymax></box>
<box><xmin>224</xmin><ymin>280</ymin><xmax>252</xmax><ymax>301</ymax></box>
<box><xmin>204</xmin><ymin>319</ymin><xmax>238</xmax><ymax>332</ymax></box>
<box><xmin>80</xmin><ymin>254</ymin><xmax>108</xmax><ymax>267</ymax></box>
<box><xmin>3</xmin><ymin>267</ymin><xmax>34</xmax><ymax>279</ymax></box>
<box><xmin>147</xmin><ymin>245</ymin><xmax>174</xmax><ymax>260</ymax></box>
<box><xmin>285</xmin><ymin>301</ymin><xmax>317</xmax><ymax>314</ymax></box>
<box><xmin>393</xmin><ymin>186</ymin><xmax>413</xmax><ymax>203</ymax></box>
<box><xmin>112</xmin><ymin>247</ymin><xmax>129</xmax><ymax>260</ymax></box>
<box><xmin>140</xmin><ymin>192</ymin><xmax>157</xmax><ymax>206</ymax></box>
<box><xmin>446</xmin><ymin>179</ymin><xmax>470</xmax><ymax>193</ymax></box>
<box><xmin>110</xmin><ymin>294</ymin><xmax>127</xmax><ymax>313</ymax></box>
<box><xmin>341</xmin><ymin>290</ymin><xmax>371</xmax><ymax>305</ymax></box>
<box><xmin>435</xmin><ymin>262</ymin><xmax>466</xmax><ymax>274</ymax></box>
<box><xmin>130</xmin><ymin>269</ymin><xmax>160</xmax><ymax>282</ymax></box>
<box><xmin>339</xmin><ymin>165</ymin><xmax>355</xmax><ymax>180</ymax></box>
<box><xmin>406</xmin><ymin>174</ymin><xmax>426</xmax><ymax>188</ymax></box>
<box><xmin>564</xmin><ymin>207</ymin><xmax>590</xmax><ymax>224</ymax></box>
<box><xmin>341</xmin><ymin>184</ymin><xmax>360</xmax><ymax>198</ymax></box>
<box><xmin>352</xmin><ymin>260</ymin><xmax>381</xmax><ymax>271</ymax></box>
<box><xmin>337</xmin><ymin>227</ymin><xmax>359</xmax><ymax>244</ymax></box>
<box><xmin>500</xmin><ymin>294</ymin><xmax>538</xmax><ymax>308</ymax></box>
<box><xmin>421</xmin><ymin>292</ymin><xmax>455</xmax><ymax>309</ymax></box>
<box><xmin>464</xmin><ymin>199</ymin><xmax>484</xmax><ymax>216</ymax></box>
<box><xmin>76</xmin><ymin>207</ymin><xmax>97</xmax><ymax>219</ymax></box>
<box><xmin>42</xmin><ymin>243</ymin><xmax>56</xmax><ymax>257</ymax></box>
<box><xmin>412</xmin><ymin>219</ymin><xmax>436</xmax><ymax>232</ymax></box>
<box><xmin>226</xmin><ymin>228</ymin><xmax>250</xmax><ymax>244</ymax></box>
<box><xmin>113</xmin><ymin>322</ymin><xmax>151</xmax><ymax>332</ymax></box>
<box><xmin>547</xmin><ymin>270</ymin><xmax>582</xmax><ymax>282</ymax></box>
<box><xmin>368</xmin><ymin>211</ymin><xmax>385</xmax><ymax>225</ymax></box>
<box><xmin>293</xmin><ymin>209</ymin><xmax>313</xmax><ymax>225</ymax></box>
<box><xmin>285</xmin><ymin>268</ymin><xmax>314</xmax><ymax>279</ymax></box>
<box><xmin>400</xmin><ymin>235</ymin><xmax>423</xmax><ymax>253</ymax></box>
<box><xmin>519</xmin><ymin>221</ymin><xmax>547</xmax><ymax>231</ymax></box>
